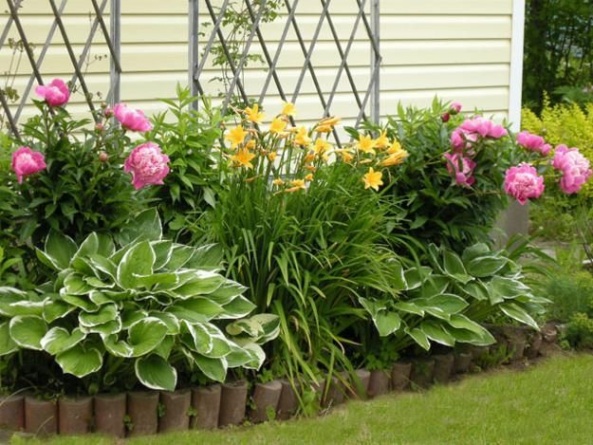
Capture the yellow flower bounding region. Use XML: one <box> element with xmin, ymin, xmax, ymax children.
<box><xmin>375</xmin><ymin>131</ymin><xmax>390</xmax><ymax>150</ymax></box>
<box><xmin>363</xmin><ymin>167</ymin><xmax>383</xmax><ymax>191</ymax></box>
<box><xmin>304</xmin><ymin>153</ymin><xmax>316</xmax><ymax>164</ymax></box>
<box><xmin>281</xmin><ymin>102</ymin><xmax>296</xmax><ymax>116</ymax></box>
<box><xmin>286</xmin><ymin>179</ymin><xmax>306</xmax><ymax>193</ymax></box>
<box><xmin>314</xmin><ymin>116</ymin><xmax>340</xmax><ymax>133</ymax></box>
<box><xmin>230</xmin><ymin>148</ymin><xmax>256</xmax><ymax>169</ymax></box>
<box><xmin>335</xmin><ymin>148</ymin><xmax>354</xmax><ymax>163</ymax></box>
<box><xmin>313</xmin><ymin>138</ymin><xmax>332</xmax><ymax>158</ymax></box>
<box><xmin>269</xmin><ymin>117</ymin><xmax>288</xmax><ymax>134</ymax></box>
<box><xmin>268</xmin><ymin>152</ymin><xmax>278</xmax><ymax>161</ymax></box>
<box><xmin>381</xmin><ymin>147</ymin><xmax>409</xmax><ymax>167</ymax></box>
<box><xmin>387</xmin><ymin>140</ymin><xmax>403</xmax><ymax>154</ymax></box>
<box><xmin>294</xmin><ymin>126</ymin><xmax>311</xmax><ymax>147</ymax></box>
<box><xmin>272</xmin><ymin>178</ymin><xmax>285</xmax><ymax>186</ymax></box>
<box><xmin>244</xmin><ymin>104</ymin><xmax>265</xmax><ymax>124</ymax></box>
<box><xmin>226</xmin><ymin>125</ymin><xmax>247</xmax><ymax>148</ymax></box>
<box><xmin>245</xmin><ymin>139</ymin><xmax>256</xmax><ymax>150</ymax></box>
<box><xmin>304</xmin><ymin>173</ymin><xmax>314</xmax><ymax>181</ymax></box>
<box><xmin>356</xmin><ymin>135</ymin><xmax>376</xmax><ymax>155</ymax></box>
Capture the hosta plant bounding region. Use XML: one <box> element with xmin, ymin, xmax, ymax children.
<box><xmin>0</xmin><ymin>209</ymin><xmax>278</xmax><ymax>393</ymax></box>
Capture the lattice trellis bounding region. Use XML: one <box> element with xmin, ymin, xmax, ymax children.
<box><xmin>1</xmin><ymin>0</ymin><xmax>380</xmax><ymax>146</ymax></box>
<box><xmin>0</xmin><ymin>0</ymin><xmax>122</xmax><ymax>138</ymax></box>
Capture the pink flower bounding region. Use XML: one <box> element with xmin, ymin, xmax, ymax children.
<box><xmin>35</xmin><ymin>79</ymin><xmax>70</xmax><ymax>107</ymax></box>
<box><xmin>444</xmin><ymin>152</ymin><xmax>476</xmax><ymax>187</ymax></box>
<box><xmin>551</xmin><ymin>145</ymin><xmax>592</xmax><ymax>194</ymax></box>
<box><xmin>450</xmin><ymin>128</ymin><xmax>478</xmax><ymax>152</ymax></box>
<box><xmin>113</xmin><ymin>103</ymin><xmax>152</xmax><ymax>132</ymax></box>
<box><xmin>124</xmin><ymin>142</ymin><xmax>170</xmax><ymax>189</ymax></box>
<box><xmin>504</xmin><ymin>163</ymin><xmax>545</xmax><ymax>205</ymax></box>
<box><xmin>11</xmin><ymin>146</ymin><xmax>47</xmax><ymax>183</ymax></box>
<box><xmin>516</xmin><ymin>131</ymin><xmax>551</xmax><ymax>156</ymax></box>
<box><xmin>450</xmin><ymin>102</ymin><xmax>462</xmax><ymax>115</ymax></box>
<box><xmin>460</xmin><ymin>117</ymin><xmax>508</xmax><ymax>139</ymax></box>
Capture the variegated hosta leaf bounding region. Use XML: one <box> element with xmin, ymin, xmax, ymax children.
<box><xmin>43</xmin><ymin>300</ymin><xmax>75</xmax><ymax>323</ymax></box>
<box><xmin>81</xmin><ymin>319</ymin><xmax>122</xmax><ymax>336</ymax></box>
<box><xmin>63</xmin><ymin>273</ymin><xmax>94</xmax><ymax>295</ymax></box>
<box><xmin>407</xmin><ymin>327</ymin><xmax>430</xmax><ymax>351</ymax></box>
<box><xmin>226</xmin><ymin>313</ymin><xmax>280</xmax><ymax>343</ymax></box>
<box><xmin>219</xmin><ymin>296</ymin><xmax>256</xmax><ymax>319</ymax></box>
<box><xmin>183</xmin><ymin>243</ymin><xmax>223</xmax><ymax>272</ymax></box>
<box><xmin>193</xmin><ymin>354</ymin><xmax>227</xmax><ymax>382</ymax></box>
<box><xmin>197</xmin><ymin>323</ymin><xmax>232</xmax><ymax>358</ymax></box>
<box><xmin>9</xmin><ymin>316</ymin><xmax>48</xmax><ymax>350</ymax></box>
<box><xmin>420</xmin><ymin>320</ymin><xmax>456</xmax><ymax>347</ymax></box>
<box><xmin>40</xmin><ymin>230</ymin><xmax>77</xmax><ymax>270</ymax></box>
<box><xmin>168</xmin><ymin>270</ymin><xmax>226</xmax><ymax>298</ymax></box>
<box><xmin>116</xmin><ymin>240</ymin><xmax>156</xmax><ymax>289</ymax></box>
<box><xmin>79</xmin><ymin>304</ymin><xmax>118</xmax><ymax>327</ymax></box>
<box><xmin>89</xmin><ymin>255</ymin><xmax>117</xmax><ymax>279</ymax></box>
<box><xmin>102</xmin><ymin>334</ymin><xmax>133</xmax><ymax>358</ymax></box>
<box><xmin>135</xmin><ymin>354</ymin><xmax>177</xmax><ymax>391</ymax></box>
<box><xmin>133</xmin><ymin>272</ymin><xmax>179</xmax><ymax>290</ymax></box>
<box><xmin>56</xmin><ymin>343</ymin><xmax>103</xmax><ymax>377</ymax></box>
<box><xmin>127</xmin><ymin>317</ymin><xmax>169</xmax><ymax>357</ymax></box>
<box><xmin>0</xmin><ymin>300</ymin><xmax>46</xmax><ymax>318</ymax></box>
<box><xmin>41</xmin><ymin>326</ymin><xmax>86</xmax><ymax>355</ymax></box>
<box><xmin>163</xmin><ymin>245</ymin><xmax>195</xmax><ymax>271</ymax></box>
<box><xmin>207</xmin><ymin>280</ymin><xmax>248</xmax><ymax>305</ymax></box>
<box><xmin>499</xmin><ymin>302</ymin><xmax>539</xmax><ymax>330</ymax></box>
<box><xmin>181</xmin><ymin>321</ymin><xmax>213</xmax><ymax>355</ymax></box>
<box><xmin>121</xmin><ymin>309</ymin><xmax>149</xmax><ymax>330</ymax></box>
<box><xmin>0</xmin><ymin>322</ymin><xmax>18</xmax><ymax>355</ymax></box>
<box><xmin>148</xmin><ymin>312</ymin><xmax>180</xmax><ymax>335</ymax></box>
<box><xmin>72</xmin><ymin>232</ymin><xmax>115</xmax><ymax>262</ymax></box>
<box><xmin>225</xmin><ymin>342</ymin><xmax>266</xmax><ymax>370</ymax></box>
<box><xmin>168</xmin><ymin>297</ymin><xmax>224</xmax><ymax>321</ymax></box>
<box><xmin>61</xmin><ymin>294</ymin><xmax>99</xmax><ymax>313</ymax></box>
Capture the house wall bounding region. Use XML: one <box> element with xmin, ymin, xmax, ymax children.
<box><xmin>1</xmin><ymin>1</ymin><xmax>523</xmax><ymax>128</ymax></box>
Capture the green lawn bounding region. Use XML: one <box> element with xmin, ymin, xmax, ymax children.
<box><xmin>11</xmin><ymin>353</ymin><xmax>593</xmax><ymax>445</ymax></box>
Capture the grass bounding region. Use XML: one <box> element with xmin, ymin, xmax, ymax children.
<box><xmin>10</xmin><ymin>352</ymin><xmax>593</xmax><ymax>445</ymax></box>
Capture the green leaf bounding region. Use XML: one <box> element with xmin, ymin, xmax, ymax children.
<box><xmin>182</xmin><ymin>321</ymin><xmax>213</xmax><ymax>354</ymax></box>
<box><xmin>117</xmin><ymin>208</ymin><xmax>162</xmax><ymax>245</ymax></box>
<box><xmin>465</xmin><ymin>255</ymin><xmax>508</xmax><ymax>277</ymax></box>
<box><xmin>499</xmin><ymin>303</ymin><xmax>539</xmax><ymax>330</ymax></box>
<box><xmin>461</xmin><ymin>281</ymin><xmax>490</xmax><ymax>301</ymax></box>
<box><xmin>41</xmin><ymin>327</ymin><xmax>86</xmax><ymax>355</ymax></box>
<box><xmin>194</xmin><ymin>354</ymin><xmax>227</xmax><ymax>382</ymax></box>
<box><xmin>0</xmin><ymin>322</ymin><xmax>18</xmax><ymax>355</ymax></box>
<box><xmin>417</xmin><ymin>293</ymin><xmax>469</xmax><ymax>315</ymax></box>
<box><xmin>170</xmin><ymin>271</ymin><xmax>226</xmax><ymax>298</ymax></box>
<box><xmin>102</xmin><ymin>335</ymin><xmax>133</xmax><ymax>357</ymax></box>
<box><xmin>42</xmin><ymin>230</ymin><xmax>77</xmax><ymax>269</ymax></box>
<box><xmin>63</xmin><ymin>273</ymin><xmax>93</xmax><ymax>295</ymax></box>
<box><xmin>56</xmin><ymin>344</ymin><xmax>103</xmax><ymax>377</ymax></box>
<box><xmin>220</xmin><ymin>296</ymin><xmax>256</xmax><ymax>319</ymax></box>
<box><xmin>442</xmin><ymin>250</ymin><xmax>472</xmax><ymax>284</ymax></box>
<box><xmin>208</xmin><ymin>280</ymin><xmax>248</xmax><ymax>305</ymax></box>
<box><xmin>407</xmin><ymin>327</ymin><xmax>430</xmax><ymax>351</ymax></box>
<box><xmin>135</xmin><ymin>354</ymin><xmax>177</xmax><ymax>391</ymax></box>
<box><xmin>61</xmin><ymin>294</ymin><xmax>99</xmax><ymax>313</ymax></box>
<box><xmin>83</xmin><ymin>319</ymin><xmax>122</xmax><ymax>336</ymax></box>
<box><xmin>375</xmin><ymin>311</ymin><xmax>402</xmax><ymax>336</ymax></box>
<box><xmin>9</xmin><ymin>316</ymin><xmax>48</xmax><ymax>350</ymax></box>
<box><xmin>394</xmin><ymin>301</ymin><xmax>425</xmax><ymax>316</ymax></box>
<box><xmin>79</xmin><ymin>304</ymin><xmax>118</xmax><ymax>327</ymax></box>
<box><xmin>43</xmin><ymin>300</ymin><xmax>75</xmax><ymax>322</ymax></box>
<box><xmin>116</xmin><ymin>241</ymin><xmax>156</xmax><ymax>289</ymax></box>
<box><xmin>420</xmin><ymin>320</ymin><xmax>456</xmax><ymax>347</ymax></box>
<box><xmin>461</xmin><ymin>243</ymin><xmax>491</xmax><ymax>262</ymax></box>
<box><xmin>147</xmin><ymin>312</ymin><xmax>180</xmax><ymax>334</ymax></box>
<box><xmin>128</xmin><ymin>317</ymin><xmax>169</xmax><ymax>357</ymax></box>
<box><xmin>404</xmin><ymin>266</ymin><xmax>432</xmax><ymax>290</ymax></box>
<box><xmin>73</xmin><ymin>232</ymin><xmax>115</xmax><ymax>260</ymax></box>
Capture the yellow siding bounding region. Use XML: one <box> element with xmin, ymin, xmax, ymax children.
<box><xmin>1</xmin><ymin>1</ymin><xmax>518</xmax><ymax>128</ymax></box>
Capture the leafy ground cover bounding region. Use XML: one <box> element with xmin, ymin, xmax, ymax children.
<box><xmin>10</xmin><ymin>352</ymin><xmax>593</xmax><ymax>445</ymax></box>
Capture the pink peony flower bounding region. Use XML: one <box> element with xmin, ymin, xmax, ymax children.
<box><xmin>124</xmin><ymin>142</ymin><xmax>170</xmax><ymax>189</ymax></box>
<box><xmin>450</xmin><ymin>128</ymin><xmax>478</xmax><ymax>152</ymax></box>
<box><xmin>504</xmin><ymin>163</ymin><xmax>545</xmax><ymax>205</ymax></box>
<box><xmin>551</xmin><ymin>145</ymin><xmax>593</xmax><ymax>194</ymax></box>
<box><xmin>444</xmin><ymin>152</ymin><xmax>476</xmax><ymax>187</ymax></box>
<box><xmin>113</xmin><ymin>103</ymin><xmax>152</xmax><ymax>132</ymax></box>
<box><xmin>35</xmin><ymin>79</ymin><xmax>70</xmax><ymax>107</ymax></box>
<box><xmin>516</xmin><ymin>131</ymin><xmax>551</xmax><ymax>156</ymax></box>
<box><xmin>11</xmin><ymin>146</ymin><xmax>47</xmax><ymax>183</ymax></box>
<box><xmin>460</xmin><ymin>117</ymin><xmax>508</xmax><ymax>139</ymax></box>
<box><xmin>450</xmin><ymin>102</ymin><xmax>462</xmax><ymax>115</ymax></box>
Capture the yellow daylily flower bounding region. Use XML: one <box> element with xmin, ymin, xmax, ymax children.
<box><xmin>381</xmin><ymin>147</ymin><xmax>409</xmax><ymax>167</ymax></box>
<box><xmin>363</xmin><ymin>167</ymin><xmax>383</xmax><ymax>191</ymax></box>
<box><xmin>294</xmin><ymin>126</ymin><xmax>311</xmax><ymax>147</ymax></box>
<box><xmin>281</xmin><ymin>102</ymin><xmax>296</xmax><ymax>116</ymax></box>
<box><xmin>313</xmin><ymin>138</ymin><xmax>332</xmax><ymax>158</ymax></box>
<box><xmin>269</xmin><ymin>117</ymin><xmax>288</xmax><ymax>134</ymax></box>
<box><xmin>244</xmin><ymin>104</ymin><xmax>265</xmax><ymax>124</ymax></box>
<box><xmin>314</xmin><ymin>116</ymin><xmax>340</xmax><ymax>133</ymax></box>
<box><xmin>387</xmin><ymin>140</ymin><xmax>403</xmax><ymax>154</ymax></box>
<box><xmin>356</xmin><ymin>135</ymin><xmax>376</xmax><ymax>155</ymax></box>
<box><xmin>268</xmin><ymin>152</ymin><xmax>278</xmax><ymax>161</ymax></box>
<box><xmin>375</xmin><ymin>131</ymin><xmax>390</xmax><ymax>150</ymax></box>
<box><xmin>304</xmin><ymin>173</ymin><xmax>314</xmax><ymax>181</ymax></box>
<box><xmin>335</xmin><ymin>148</ymin><xmax>354</xmax><ymax>163</ymax></box>
<box><xmin>272</xmin><ymin>178</ymin><xmax>285</xmax><ymax>186</ymax></box>
<box><xmin>226</xmin><ymin>125</ymin><xmax>247</xmax><ymax>148</ymax></box>
<box><xmin>286</xmin><ymin>179</ymin><xmax>306</xmax><ymax>193</ymax></box>
<box><xmin>230</xmin><ymin>148</ymin><xmax>256</xmax><ymax>169</ymax></box>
